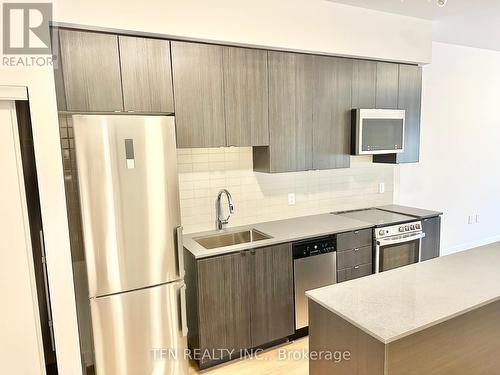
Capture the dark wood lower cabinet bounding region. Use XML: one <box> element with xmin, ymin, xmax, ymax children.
<box><xmin>251</xmin><ymin>244</ymin><xmax>294</xmax><ymax>346</ymax></box>
<box><xmin>421</xmin><ymin>216</ymin><xmax>441</xmax><ymax>261</ymax></box>
<box><xmin>197</xmin><ymin>252</ymin><xmax>253</xmax><ymax>360</ymax></box>
<box><xmin>185</xmin><ymin>243</ymin><xmax>295</xmax><ymax>368</ymax></box>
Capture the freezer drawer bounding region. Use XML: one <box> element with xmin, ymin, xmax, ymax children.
<box><xmin>90</xmin><ymin>281</ymin><xmax>188</xmax><ymax>375</ymax></box>
<box><xmin>73</xmin><ymin>115</ymin><xmax>182</xmax><ymax>297</ymax></box>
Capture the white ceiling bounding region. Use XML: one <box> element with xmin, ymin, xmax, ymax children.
<box><xmin>328</xmin><ymin>0</ymin><xmax>500</xmax><ymax>52</ymax></box>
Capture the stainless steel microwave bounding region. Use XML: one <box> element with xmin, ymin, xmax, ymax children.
<box><xmin>352</xmin><ymin>109</ymin><xmax>406</xmax><ymax>155</ymax></box>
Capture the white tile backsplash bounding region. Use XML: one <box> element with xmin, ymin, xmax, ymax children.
<box><xmin>178</xmin><ymin>147</ymin><xmax>396</xmax><ymax>233</ymax></box>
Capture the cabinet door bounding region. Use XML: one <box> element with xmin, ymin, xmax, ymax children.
<box><xmin>421</xmin><ymin>216</ymin><xmax>441</xmax><ymax>261</ymax></box>
<box><xmin>398</xmin><ymin>64</ymin><xmax>423</xmax><ymax>163</ymax></box>
<box><xmin>267</xmin><ymin>51</ymin><xmax>313</xmax><ymax>172</ymax></box>
<box><xmin>374</xmin><ymin>64</ymin><xmax>422</xmax><ymax>164</ymax></box>
<box><xmin>171</xmin><ymin>42</ymin><xmax>225</xmax><ymax>147</ymax></box>
<box><xmin>223</xmin><ymin>47</ymin><xmax>269</xmax><ymax>146</ymax></box>
<box><xmin>197</xmin><ymin>252</ymin><xmax>252</xmax><ymax>363</ymax></box>
<box><xmin>251</xmin><ymin>244</ymin><xmax>294</xmax><ymax>346</ymax></box>
<box><xmin>351</xmin><ymin>60</ymin><xmax>376</xmax><ymax>109</ymax></box>
<box><xmin>119</xmin><ymin>36</ymin><xmax>174</xmax><ymax>113</ymax></box>
<box><xmin>59</xmin><ymin>29</ymin><xmax>123</xmax><ymax>112</ymax></box>
<box><xmin>375</xmin><ymin>62</ymin><xmax>399</xmax><ymax>109</ymax></box>
<box><xmin>312</xmin><ymin>56</ymin><xmax>352</xmax><ymax>170</ymax></box>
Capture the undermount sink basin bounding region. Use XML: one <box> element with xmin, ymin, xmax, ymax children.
<box><xmin>194</xmin><ymin>229</ymin><xmax>272</xmax><ymax>249</ymax></box>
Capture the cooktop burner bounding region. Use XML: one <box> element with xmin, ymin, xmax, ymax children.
<box><xmin>332</xmin><ymin>208</ymin><xmax>416</xmax><ymax>227</ymax></box>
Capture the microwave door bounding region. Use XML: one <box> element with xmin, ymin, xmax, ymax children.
<box><xmin>361</xmin><ymin>118</ymin><xmax>404</xmax><ymax>153</ymax></box>
<box><xmin>354</xmin><ymin>109</ymin><xmax>406</xmax><ymax>155</ymax></box>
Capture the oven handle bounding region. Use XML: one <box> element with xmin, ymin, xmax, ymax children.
<box><xmin>376</xmin><ymin>232</ymin><xmax>425</xmax><ymax>246</ymax></box>
<box><xmin>375</xmin><ymin>232</ymin><xmax>426</xmax><ymax>273</ymax></box>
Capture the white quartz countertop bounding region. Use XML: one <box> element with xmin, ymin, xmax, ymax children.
<box><xmin>183</xmin><ymin>214</ymin><xmax>373</xmax><ymax>259</ymax></box>
<box><xmin>307</xmin><ymin>242</ymin><xmax>500</xmax><ymax>344</ymax></box>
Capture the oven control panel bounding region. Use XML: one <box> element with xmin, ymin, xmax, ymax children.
<box><xmin>376</xmin><ymin>221</ymin><xmax>423</xmax><ymax>239</ymax></box>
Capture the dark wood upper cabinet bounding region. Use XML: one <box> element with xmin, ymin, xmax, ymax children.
<box><xmin>374</xmin><ymin>64</ymin><xmax>422</xmax><ymax>164</ymax></box>
<box><xmin>312</xmin><ymin>56</ymin><xmax>352</xmax><ymax>170</ymax></box>
<box><xmin>254</xmin><ymin>51</ymin><xmax>313</xmax><ymax>173</ymax></box>
<box><xmin>223</xmin><ymin>47</ymin><xmax>269</xmax><ymax>147</ymax></box>
<box><xmin>251</xmin><ymin>244</ymin><xmax>294</xmax><ymax>346</ymax></box>
<box><xmin>119</xmin><ymin>36</ymin><xmax>174</xmax><ymax>113</ymax></box>
<box><xmin>171</xmin><ymin>41</ymin><xmax>226</xmax><ymax>148</ymax></box>
<box><xmin>59</xmin><ymin>29</ymin><xmax>123</xmax><ymax>112</ymax></box>
<box><xmin>351</xmin><ymin>60</ymin><xmax>376</xmax><ymax>109</ymax></box>
<box><xmin>421</xmin><ymin>216</ymin><xmax>441</xmax><ymax>261</ymax></box>
<box><xmin>375</xmin><ymin>62</ymin><xmax>399</xmax><ymax>109</ymax></box>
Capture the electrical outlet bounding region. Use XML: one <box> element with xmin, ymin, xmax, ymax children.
<box><xmin>379</xmin><ymin>183</ymin><xmax>385</xmax><ymax>194</ymax></box>
<box><xmin>288</xmin><ymin>193</ymin><xmax>296</xmax><ymax>206</ymax></box>
<box><xmin>475</xmin><ymin>214</ymin><xmax>480</xmax><ymax>223</ymax></box>
<box><xmin>468</xmin><ymin>215</ymin><xmax>474</xmax><ymax>225</ymax></box>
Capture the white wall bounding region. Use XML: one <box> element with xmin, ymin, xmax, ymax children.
<box><xmin>399</xmin><ymin>42</ymin><xmax>500</xmax><ymax>254</ymax></box>
<box><xmin>52</xmin><ymin>0</ymin><xmax>432</xmax><ymax>64</ymax></box>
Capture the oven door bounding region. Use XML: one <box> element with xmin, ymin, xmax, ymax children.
<box><xmin>375</xmin><ymin>232</ymin><xmax>425</xmax><ymax>273</ymax></box>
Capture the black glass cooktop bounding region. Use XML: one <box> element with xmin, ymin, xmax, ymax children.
<box><xmin>333</xmin><ymin>208</ymin><xmax>416</xmax><ymax>227</ymax></box>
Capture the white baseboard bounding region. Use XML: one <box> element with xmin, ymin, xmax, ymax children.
<box><xmin>442</xmin><ymin>234</ymin><xmax>500</xmax><ymax>255</ymax></box>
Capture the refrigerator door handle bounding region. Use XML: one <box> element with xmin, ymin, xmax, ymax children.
<box><xmin>179</xmin><ymin>282</ymin><xmax>188</xmax><ymax>337</ymax></box>
<box><xmin>176</xmin><ymin>226</ymin><xmax>185</xmax><ymax>278</ymax></box>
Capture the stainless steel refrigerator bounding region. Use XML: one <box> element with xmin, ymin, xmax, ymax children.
<box><xmin>72</xmin><ymin>115</ymin><xmax>188</xmax><ymax>375</ymax></box>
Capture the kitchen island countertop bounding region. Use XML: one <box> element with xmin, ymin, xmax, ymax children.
<box><xmin>306</xmin><ymin>242</ymin><xmax>500</xmax><ymax>344</ymax></box>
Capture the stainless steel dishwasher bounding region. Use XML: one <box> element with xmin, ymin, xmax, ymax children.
<box><xmin>293</xmin><ymin>236</ymin><xmax>337</xmax><ymax>332</ymax></box>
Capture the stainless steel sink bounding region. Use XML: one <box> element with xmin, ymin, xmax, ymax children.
<box><xmin>194</xmin><ymin>229</ymin><xmax>272</xmax><ymax>249</ymax></box>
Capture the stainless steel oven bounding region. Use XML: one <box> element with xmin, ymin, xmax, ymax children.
<box><xmin>375</xmin><ymin>221</ymin><xmax>425</xmax><ymax>273</ymax></box>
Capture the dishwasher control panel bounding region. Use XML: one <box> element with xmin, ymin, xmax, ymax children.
<box><xmin>292</xmin><ymin>236</ymin><xmax>336</xmax><ymax>259</ymax></box>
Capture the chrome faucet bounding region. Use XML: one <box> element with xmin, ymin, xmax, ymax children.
<box><xmin>216</xmin><ymin>189</ymin><xmax>234</xmax><ymax>230</ymax></box>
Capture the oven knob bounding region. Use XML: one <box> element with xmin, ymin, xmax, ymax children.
<box><xmin>410</xmin><ymin>224</ymin><xmax>415</xmax><ymax>230</ymax></box>
<box><xmin>416</xmin><ymin>223</ymin><xmax>421</xmax><ymax>229</ymax></box>
<box><xmin>405</xmin><ymin>225</ymin><xmax>409</xmax><ymax>231</ymax></box>
<box><xmin>379</xmin><ymin>229</ymin><xmax>385</xmax><ymax>235</ymax></box>
<box><xmin>399</xmin><ymin>226</ymin><xmax>404</xmax><ymax>232</ymax></box>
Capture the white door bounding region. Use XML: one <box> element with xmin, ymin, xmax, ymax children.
<box><xmin>0</xmin><ymin>99</ymin><xmax>46</xmax><ymax>375</ymax></box>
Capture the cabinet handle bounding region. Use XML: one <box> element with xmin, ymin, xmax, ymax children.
<box><xmin>250</xmin><ymin>249</ymin><xmax>256</xmax><ymax>255</ymax></box>
<box><xmin>240</xmin><ymin>251</ymin><xmax>246</xmax><ymax>256</ymax></box>
<box><xmin>354</xmin><ymin>248</ymin><xmax>359</xmax><ymax>252</ymax></box>
<box><xmin>354</xmin><ymin>231</ymin><xmax>359</xmax><ymax>234</ymax></box>
<box><xmin>354</xmin><ymin>265</ymin><xmax>360</xmax><ymax>269</ymax></box>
